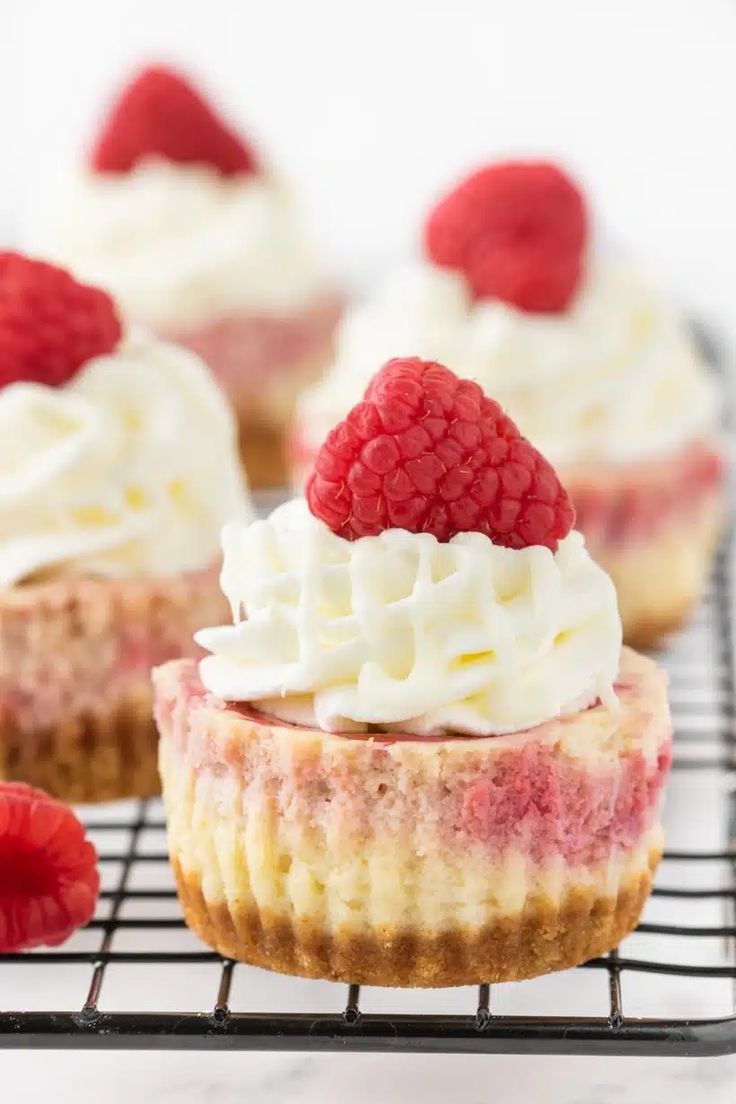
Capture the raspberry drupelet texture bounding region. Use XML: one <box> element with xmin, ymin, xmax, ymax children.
<box><xmin>91</xmin><ymin>64</ymin><xmax>258</xmax><ymax>176</ymax></box>
<box><xmin>424</xmin><ymin>161</ymin><xmax>587</xmax><ymax>312</ymax></box>
<box><xmin>0</xmin><ymin>252</ymin><xmax>122</xmax><ymax>389</ymax></box>
<box><xmin>0</xmin><ymin>782</ymin><xmax>99</xmax><ymax>952</ymax></box>
<box><xmin>306</xmin><ymin>357</ymin><xmax>575</xmax><ymax>549</ymax></box>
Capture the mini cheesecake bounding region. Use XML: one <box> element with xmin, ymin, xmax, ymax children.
<box><xmin>155</xmin><ymin>358</ymin><xmax>672</xmax><ymax>985</ymax></box>
<box><xmin>0</xmin><ymin>253</ymin><xmax>250</xmax><ymax>802</ymax></box>
<box><xmin>28</xmin><ymin>65</ymin><xmax>342</xmax><ymax>487</ymax></box>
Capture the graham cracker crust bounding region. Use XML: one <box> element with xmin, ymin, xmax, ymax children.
<box><xmin>237</xmin><ymin>418</ymin><xmax>287</xmax><ymax>489</ymax></box>
<box><xmin>0</xmin><ymin>686</ymin><xmax>161</xmax><ymax>804</ymax></box>
<box><xmin>0</xmin><ymin>566</ymin><xmax>226</xmax><ymax>804</ymax></box>
<box><xmin>172</xmin><ymin>849</ymin><xmax>660</xmax><ymax>987</ymax></box>
<box><xmin>624</xmin><ymin>602</ymin><xmax>695</xmax><ymax>651</ymax></box>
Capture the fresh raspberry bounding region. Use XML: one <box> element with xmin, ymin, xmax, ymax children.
<box><xmin>0</xmin><ymin>252</ymin><xmax>122</xmax><ymax>389</ymax></box>
<box><xmin>424</xmin><ymin>162</ymin><xmax>587</xmax><ymax>312</ymax></box>
<box><xmin>0</xmin><ymin>782</ymin><xmax>99</xmax><ymax>953</ymax></box>
<box><xmin>306</xmin><ymin>357</ymin><xmax>575</xmax><ymax>549</ymax></box>
<box><xmin>91</xmin><ymin>64</ymin><xmax>258</xmax><ymax>176</ymax></box>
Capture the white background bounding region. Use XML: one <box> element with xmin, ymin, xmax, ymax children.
<box><xmin>3</xmin><ymin>2</ymin><xmax>736</xmax><ymax>1100</ymax></box>
<box><xmin>3</xmin><ymin>0</ymin><xmax>736</xmax><ymax>347</ymax></box>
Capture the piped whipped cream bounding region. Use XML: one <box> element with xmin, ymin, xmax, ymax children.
<box><xmin>297</xmin><ymin>261</ymin><xmax>717</xmax><ymax>467</ymax></box>
<box><xmin>0</xmin><ymin>331</ymin><xmax>251</xmax><ymax>586</ymax></box>
<box><xmin>30</xmin><ymin>159</ymin><xmax>332</xmax><ymax>330</ymax></box>
<box><xmin>196</xmin><ymin>498</ymin><xmax>622</xmax><ymax>737</ymax></box>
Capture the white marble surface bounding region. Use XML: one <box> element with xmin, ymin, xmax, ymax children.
<box><xmin>1</xmin><ymin>1049</ymin><xmax>736</xmax><ymax>1104</ymax></box>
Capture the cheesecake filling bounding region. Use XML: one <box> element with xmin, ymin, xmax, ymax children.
<box><xmin>156</xmin><ymin>648</ymin><xmax>670</xmax><ymax>928</ymax></box>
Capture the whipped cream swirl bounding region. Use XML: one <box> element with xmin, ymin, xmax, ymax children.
<box><xmin>31</xmin><ymin>159</ymin><xmax>332</xmax><ymax>330</ymax></box>
<box><xmin>0</xmin><ymin>332</ymin><xmax>251</xmax><ymax>586</ymax></box>
<box><xmin>297</xmin><ymin>261</ymin><xmax>717</xmax><ymax>467</ymax></box>
<box><xmin>197</xmin><ymin>499</ymin><xmax>622</xmax><ymax>737</ymax></box>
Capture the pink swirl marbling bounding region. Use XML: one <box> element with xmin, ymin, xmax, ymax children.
<box><xmin>154</xmin><ymin>647</ymin><xmax>671</xmax><ymax>868</ymax></box>
<box><xmin>166</xmin><ymin>296</ymin><xmax>343</xmax><ymax>412</ymax></box>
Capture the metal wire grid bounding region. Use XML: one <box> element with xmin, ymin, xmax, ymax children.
<box><xmin>0</xmin><ymin>546</ymin><xmax>734</xmax><ymax>1055</ymax></box>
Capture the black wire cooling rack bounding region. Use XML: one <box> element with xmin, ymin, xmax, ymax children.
<box><xmin>0</xmin><ymin>540</ymin><xmax>733</xmax><ymax>1057</ymax></box>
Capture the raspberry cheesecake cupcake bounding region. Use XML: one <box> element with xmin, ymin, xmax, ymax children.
<box><xmin>155</xmin><ymin>358</ymin><xmax>672</xmax><ymax>986</ymax></box>
<box><xmin>0</xmin><ymin>253</ymin><xmax>250</xmax><ymax>803</ymax></box>
<box><xmin>293</xmin><ymin>163</ymin><xmax>723</xmax><ymax>646</ymax></box>
<box><xmin>31</xmin><ymin>64</ymin><xmax>341</xmax><ymax>487</ymax></box>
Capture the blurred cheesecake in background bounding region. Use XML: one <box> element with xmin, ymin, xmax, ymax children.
<box><xmin>291</xmin><ymin>162</ymin><xmax>724</xmax><ymax>646</ymax></box>
<box><xmin>0</xmin><ymin>252</ymin><xmax>251</xmax><ymax>802</ymax></box>
<box><xmin>29</xmin><ymin>64</ymin><xmax>342</xmax><ymax>487</ymax></box>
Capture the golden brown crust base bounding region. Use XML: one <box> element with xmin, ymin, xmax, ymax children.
<box><xmin>237</xmin><ymin>417</ymin><xmax>287</xmax><ymax>489</ymax></box>
<box><xmin>623</xmin><ymin>600</ymin><xmax>696</xmax><ymax>651</ymax></box>
<box><xmin>0</xmin><ymin>686</ymin><xmax>161</xmax><ymax>804</ymax></box>
<box><xmin>172</xmin><ymin>849</ymin><xmax>660</xmax><ymax>987</ymax></box>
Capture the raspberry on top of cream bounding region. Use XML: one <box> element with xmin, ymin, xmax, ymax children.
<box><xmin>296</xmin><ymin>162</ymin><xmax>716</xmax><ymax>470</ymax></box>
<box><xmin>0</xmin><ymin>253</ymin><xmax>250</xmax><ymax>586</ymax></box>
<box><xmin>29</xmin><ymin>66</ymin><xmax>332</xmax><ymax>331</ymax></box>
<box><xmin>197</xmin><ymin>357</ymin><xmax>622</xmax><ymax>737</ymax></box>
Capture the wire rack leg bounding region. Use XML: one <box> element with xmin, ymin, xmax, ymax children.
<box><xmin>81</xmin><ymin>799</ymin><xmax>149</xmax><ymax>1018</ymax></box>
